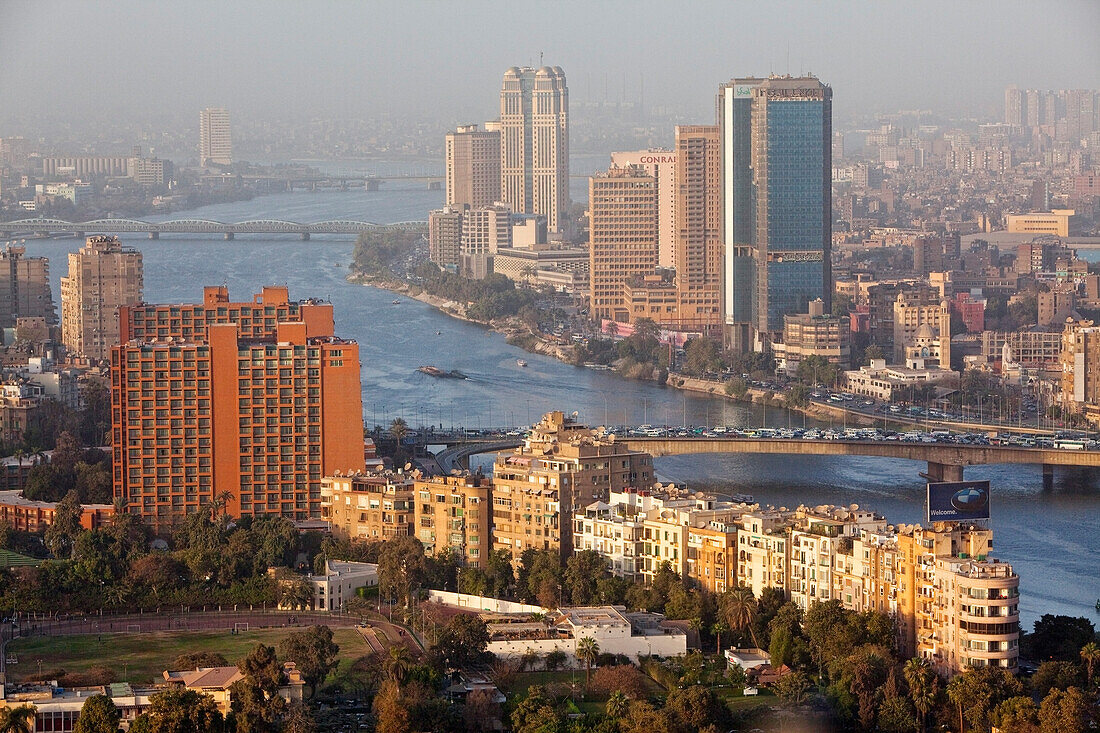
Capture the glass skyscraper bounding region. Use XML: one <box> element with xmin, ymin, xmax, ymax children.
<box><xmin>720</xmin><ymin>75</ymin><xmax>832</xmax><ymax>348</ymax></box>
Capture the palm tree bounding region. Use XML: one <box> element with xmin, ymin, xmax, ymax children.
<box><xmin>576</xmin><ymin>636</ymin><xmax>599</xmax><ymax>688</ymax></box>
<box><xmin>904</xmin><ymin>657</ymin><xmax>938</xmax><ymax>731</ymax></box>
<box><xmin>720</xmin><ymin>586</ymin><xmax>760</xmax><ymax>649</ymax></box>
<box><xmin>606</xmin><ymin>690</ymin><xmax>629</xmax><ymax>718</ymax></box>
<box><xmin>385</xmin><ymin>644</ymin><xmax>412</xmax><ymax>685</ymax></box>
<box><xmin>946</xmin><ymin>674</ymin><xmax>967</xmax><ymax>733</ymax></box>
<box><xmin>1082</xmin><ymin>641</ymin><xmax>1100</xmax><ymax>689</ymax></box>
<box><xmin>389</xmin><ymin>417</ymin><xmax>409</xmax><ymax>443</ymax></box>
<box><xmin>711</xmin><ymin>620</ymin><xmax>729</xmax><ymax>656</ymax></box>
<box><xmin>0</xmin><ymin>705</ymin><xmax>35</xmax><ymax>733</ymax></box>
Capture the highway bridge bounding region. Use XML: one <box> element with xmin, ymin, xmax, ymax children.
<box><xmin>431</xmin><ymin>432</ymin><xmax>1100</xmax><ymax>489</ymax></box>
<box><xmin>0</xmin><ymin>217</ymin><xmax>427</xmax><ymax>240</ymax></box>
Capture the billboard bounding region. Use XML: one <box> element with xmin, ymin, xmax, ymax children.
<box><xmin>926</xmin><ymin>480</ymin><xmax>991</xmax><ymax>523</ymax></box>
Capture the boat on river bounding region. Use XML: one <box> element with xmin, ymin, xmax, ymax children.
<box><xmin>517</xmin><ymin>359</ymin><xmax>528</xmax><ymax>367</ymax></box>
<box><xmin>417</xmin><ymin>366</ymin><xmax>468</xmax><ymax>379</ymax></box>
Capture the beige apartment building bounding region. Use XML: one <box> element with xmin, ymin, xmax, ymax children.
<box><xmin>429</xmin><ymin>206</ymin><xmax>464</xmax><ymax>270</ymax></box>
<box><xmin>413</xmin><ymin>473</ymin><xmax>492</xmax><ymax>567</ymax></box>
<box><xmin>446</xmin><ymin>124</ymin><xmax>501</xmax><ymax>208</ymax></box>
<box><xmin>199</xmin><ymin>107</ymin><xmax>232</xmax><ymax>166</ymax></box>
<box><xmin>893</xmin><ymin>291</ymin><xmax>951</xmax><ymax>367</ymax></box>
<box><xmin>588</xmin><ymin>166</ymin><xmax>659</xmax><ymax>322</ymax></box>
<box><xmin>1060</xmin><ymin>317</ymin><xmax>1100</xmax><ymax>425</ymax></box>
<box><xmin>0</xmin><ymin>244</ymin><xmax>55</xmax><ymax>329</ymax></box>
<box><xmin>60</xmin><ymin>235</ymin><xmax>144</xmax><ymax>362</ymax></box>
<box><xmin>775</xmin><ymin>298</ymin><xmax>851</xmax><ymax>374</ymax></box>
<box><xmin>320</xmin><ymin>471</ymin><xmax>415</xmax><ymax>541</ymax></box>
<box><xmin>500</xmin><ymin>66</ymin><xmax>568</xmax><ymax>233</ymax></box>
<box><xmin>461</xmin><ymin>204</ymin><xmax>512</xmax><ymax>279</ymax></box>
<box><xmin>492</xmin><ymin>411</ymin><xmax>654</xmax><ymax>562</ymax></box>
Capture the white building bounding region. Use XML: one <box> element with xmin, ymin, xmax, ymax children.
<box><xmin>279</xmin><ymin>560</ymin><xmax>378</xmax><ymax>611</ymax></box>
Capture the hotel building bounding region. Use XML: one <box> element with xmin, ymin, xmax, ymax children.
<box><xmin>111</xmin><ymin>286</ymin><xmax>364</xmax><ymax>525</ymax></box>
<box><xmin>199</xmin><ymin>107</ymin><xmax>232</xmax><ymax>167</ymax></box>
<box><xmin>446</xmin><ymin>124</ymin><xmax>501</xmax><ymax>209</ymax></box>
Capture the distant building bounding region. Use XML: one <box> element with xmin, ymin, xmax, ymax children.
<box><xmin>0</xmin><ymin>244</ymin><xmax>55</xmax><ymax>329</ymax></box>
<box><xmin>428</xmin><ymin>206</ymin><xmax>465</xmax><ymax>270</ymax></box>
<box><xmin>893</xmin><ymin>292</ymin><xmax>951</xmax><ymax>367</ymax></box>
<box><xmin>320</xmin><ymin>470</ymin><xmax>415</xmax><ymax>541</ymax></box>
<box><xmin>1060</xmin><ymin>318</ymin><xmax>1100</xmax><ymax>425</ymax></box>
<box><xmin>199</xmin><ymin>107</ymin><xmax>232</xmax><ymax>167</ymax></box>
<box><xmin>460</xmin><ymin>204</ymin><xmax>511</xmax><ymax>279</ymax></box>
<box><xmin>774</xmin><ymin>298</ymin><xmax>851</xmax><ymax>375</ymax></box>
<box><xmin>1004</xmin><ymin>209</ymin><xmax>1074</xmax><ymax>237</ymax></box>
<box><xmin>274</xmin><ymin>560</ymin><xmax>378</xmax><ymax>612</ymax></box>
<box><xmin>41</xmin><ymin>156</ymin><xmax>129</xmax><ymax>179</ymax></box>
<box><xmin>588</xmin><ymin>166</ymin><xmax>658</xmax><ymax>322</ymax></box>
<box><xmin>61</xmin><ymin>235</ymin><xmax>144</xmax><ymax>362</ymax></box>
<box><xmin>500</xmin><ymin>66</ymin><xmax>568</xmax><ymax>233</ymax></box>
<box><xmin>609</xmin><ymin>149</ymin><xmax>677</xmax><ymax>268</ymax></box>
<box><xmin>0</xmin><ymin>488</ymin><xmax>114</xmax><ymax>532</ymax></box>
<box><xmin>446</xmin><ymin>124</ymin><xmax>500</xmax><ymax>208</ymax></box>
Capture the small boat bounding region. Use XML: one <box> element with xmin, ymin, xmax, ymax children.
<box><xmin>517</xmin><ymin>359</ymin><xmax>528</xmax><ymax>367</ymax></box>
<box><xmin>417</xmin><ymin>366</ymin><xmax>468</xmax><ymax>380</ymax></box>
<box><xmin>1096</xmin><ymin>598</ymin><xmax>1100</xmax><ymax>612</ymax></box>
<box><xmin>391</xmin><ymin>299</ymin><xmax>400</xmax><ymax>305</ymax></box>
<box><xmin>435</xmin><ymin>331</ymin><xmax>442</xmax><ymax>335</ymax></box>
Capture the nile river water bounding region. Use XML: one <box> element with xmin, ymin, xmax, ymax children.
<box><xmin>19</xmin><ymin>182</ymin><xmax>1100</xmax><ymax>629</ymax></box>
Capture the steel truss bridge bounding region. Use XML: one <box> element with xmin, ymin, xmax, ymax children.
<box><xmin>0</xmin><ymin>217</ymin><xmax>427</xmax><ymax>240</ymax></box>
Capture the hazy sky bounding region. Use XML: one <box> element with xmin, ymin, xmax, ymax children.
<box><xmin>2</xmin><ymin>0</ymin><xmax>1099</xmax><ymax>128</ymax></box>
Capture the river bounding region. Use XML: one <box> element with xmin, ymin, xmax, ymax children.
<box><xmin>19</xmin><ymin>183</ymin><xmax>1100</xmax><ymax>630</ymax></box>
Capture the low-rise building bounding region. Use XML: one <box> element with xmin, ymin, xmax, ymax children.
<box><xmin>844</xmin><ymin>359</ymin><xmax>957</xmax><ymax>401</ymax></box>
<box><xmin>414</xmin><ymin>473</ymin><xmax>492</xmax><ymax>566</ymax></box>
<box><xmin>320</xmin><ymin>470</ymin><xmax>415</xmax><ymax>541</ymax></box>
<box><xmin>278</xmin><ymin>560</ymin><xmax>378</xmax><ymax>612</ymax></box>
<box><xmin>774</xmin><ymin>298</ymin><xmax>851</xmax><ymax>375</ymax></box>
<box><xmin>0</xmin><ymin>488</ymin><xmax>114</xmax><ymax>532</ymax></box>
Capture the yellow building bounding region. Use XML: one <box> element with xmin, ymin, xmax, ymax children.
<box><xmin>735</xmin><ymin>509</ymin><xmax>792</xmax><ymax>598</ymax></box>
<box><xmin>1005</xmin><ymin>209</ymin><xmax>1074</xmax><ymax>237</ymax></box>
<box><xmin>686</xmin><ymin>522</ymin><xmax>739</xmax><ymax>594</ymax></box>
<box><xmin>320</xmin><ymin>471</ymin><xmax>415</xmax><ymax>541</ymax></box>
<box><xmin>413</xmin><ymin>473</ymin><xmax>492</xmax><ymax>567</ymax></box>
<box><xmin>1060</xmin><ymin>318</ymin><xmax>1100</xmax><ymax>425</ymax></box>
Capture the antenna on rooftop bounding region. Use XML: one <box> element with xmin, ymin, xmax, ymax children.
<box><xmin>539</xmin><ymin>50</ymin><xmax>544</xmax><ymax>66</ymax></box>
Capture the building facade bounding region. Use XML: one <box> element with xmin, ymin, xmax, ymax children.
<box><xmin>61</xmin><ymin>235</ymin><xmax>144</xmax><ymax>362</ymax></box>
<box><xmin>588</xmin><ymin>166</ymin><xmax>658</xmax><ymax>322</ymax></box>
<box><xmin>320</xmin><ymin>471</ymin><xmax>415</xmax><ymax>540</ymax></box>
<box><xmin>446</xmin><ymin>124</ymin><xmax>501</xmax><ymax>208</ymax></box>
<box><xmin>609</xmin><ymin>150</ymin><xmax>677</xmax><ymax>269</ymax></box>
<box><xmin>499</xmin><ymin>66</ymin><xmax>568</xmax><ymax>233</ymax></box>
<box><xmin>199</xmin><ymin>107</ymin><xmax>232</xmax><ymax>167</ymax></box>
<box><xmin>413</xmin><ymin>473</ymin><xmax>492</xmax><ymax>567</ymax></box>
<box><xmin>111</xmin><ymin>286</ymin><xmax>365</xmax><ymax>525</ymax></box>
<box><xmin>0</xmin><ymin>244</ymin><xmax>54</xmax><ymax>329</ymax></box>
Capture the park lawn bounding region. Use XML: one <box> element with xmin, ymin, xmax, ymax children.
<box><xmin>7</xmin><ymin>627</ymin><xmax>368</xmax><ymax>685</ymax></box>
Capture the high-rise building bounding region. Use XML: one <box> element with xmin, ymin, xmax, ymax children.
<box><xmin>199</xmin><ymin>108</ymin><xmax>232</xmax><ymax>167</ymax></box>
<box><xmin>1004</xmin><ymin>86</ymin><xmax>1026</xmax><ymax>127</ymax></box>
<box><xmin>0</xmin><ymin>244</ymin><xmax>55</xmax><ymax>329</ymax></box>
<box><xmin>460</xmin><ymin>204</ymin><xmax>512</xmax><ymax>279</ymax></box>
<box><xmin>588</xmin><ymin>166</ymin><xmax>658</xmax><ymax>322</ymax></box>
<box><xmin>60</xmin><ymin>235</ymin><xmax>144</xmax><ymax>362</ymax></box>
<box><xmin>719</xmin><ymin>76</ymin><xmax>832</xmax><ymax>348</ymax></box>
<box><xmin>671</xmin><ymin>125</ymin><xmax>723</xmax><ymax>332</ymax></box>
<box><xmin>428</xmin><ymin>206</ymin><xmax>465</xmax><ymax>271</ymax></box>
<box><xmin>1061</xmin><ymin>318</ymin><xmax>1100</xmax><ymax>425</ymax></box>
<box><xmin>609</xmin><ymin>150</ymin><xmax>677</xmax><ymax>268</ymax></box>
<box><xmin>446</xmin><ymin>124</ymin><xmax>501</xmax><ymax>208</ymax></box>
<box><xmin>111</xmin><ymin>286</ymin><xmax>364</xmax><ymax>525</ymax></box>
<box><xmin>499</xmin><ymin>66</ymin><xmax>568</xmax><ymax>234</ymax></box>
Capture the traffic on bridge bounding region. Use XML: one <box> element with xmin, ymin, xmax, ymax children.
<box><xmin>0</xmin><ymin>216</ymin><xmax>427</xmax><ymax>240</ymax></box>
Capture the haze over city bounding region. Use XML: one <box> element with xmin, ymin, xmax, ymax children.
<box><xmin>3</xmin><ymin>0</ymin><xmax>1099</xmax><ymax>130</ymax></box>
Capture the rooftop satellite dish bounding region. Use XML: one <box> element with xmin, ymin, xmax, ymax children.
<box><xmin>404</xmin><ymin>463</ymin><xmax>412</xmax><ymax>471</ymax></box>
<box><xmin>851</xmin><ymin>503</ymin><xmax>859</xmax><ymax>511</ymax></box>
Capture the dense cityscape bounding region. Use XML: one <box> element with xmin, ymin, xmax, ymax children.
<box><xmin>0</xmin><ymin>3</ymin><xmax>1099</xmax><ymax>732</ymax></box>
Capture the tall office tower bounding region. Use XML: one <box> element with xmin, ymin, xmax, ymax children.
<box><xmin>199</xmin><ymin>107</ymin><xmax>232</xmax><ymax>167</ymax></box>
<box><xmin>1004</xmin><ymin>86</ymin><xmax>1026</xmax><ymax>127</ymax></box>
<box><xmin>718</xmin><ymin>77</ymin><xmax>766</xmax><ymax>351</ymax></box>
<box><xmin>446</xmin><ymin>124</ymin><xmax>501</xmax><ymax>208</ymax></box>
<box><xmin>672</xmin><ymin>125</ymin><xmax>723</xmax><ymax>332</ymax></box>
<box><xmin>1025</xmin><ymin>89</ymin><xmax>1042</xmax><ymax>127</ymax></box>
<box><xmin>0</xmin><ymin>244</ymin><xmax>55</xmax><ymax>329</ymax></box>
<box><xmin>111</xmin><ymin>286</ymin><xmax>364</xmax><ymax>526</ymax></box>
<box><xmin>727</xmin><ymin>76</ymin><xmax>832</xmax><ymax>346</ymax></box>
<box><xmin>588</xmin><ymin>166</ymin><xmax>658</xmax><ymax>322</ymax></box>
<box><xmin>499</xmin><ymin>66</ymin><xmax>569</xmax><ymax>234</ymax></box>
<box><xmin>610</xmin><ymin>150</ymin><xmax>676</xmax><ymax>268</ymax></box>
<box><xmin>60</xmin><ymin>235</ymin><xmax>144</xmax><ymax>362</ymax></box>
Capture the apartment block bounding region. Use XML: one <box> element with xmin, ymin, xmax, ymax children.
<box><xmin>111</xmin><ymin>286</ymin><xmax>364</xmax><ymax>525</ymax></box>
<box><xmin>446</xmin><ymin>124</ymin><xmax>501</xmax><ymax>208</ymax></box>
<box><xmin>320</xmin><ymin>471</ymin><xmax>415</xmax><ymax>540</ymax></box>
<box><xmin>413</xmin><ymin>473</ymin><xmax>492</xmax><ymax>567</ymax></box>
<box><xmin>429</xmin><ymin>206</ymin><xmax>465</xmax><ymax>270</ymax></box>
<box><xmin>774</xmin><ymin>298</ymin><xmax>851</xmax><ymax>374</ymax></box>
<box><xmin>588</xmin><ymin>166</ymin><xmax>658</xmax><ymax>322</ymax></box>
<box><xmin>61</xmin><ymin>235</ymin><xmax>144</xmax><ymax>362</ymax></box>
<box><xmin>1060</xmin><ymin>318</ymin><xmax>1100</xmax><ymax>425</ymax></box>
<box><xmin>0</xmin><ymin>244</ymin><xmax>55</xmax><ymax>329</ymax></box>
<box><xmin>199</xmin><ymin>107</ymin><xmax>232</xmax><ymax>167</ymax></box>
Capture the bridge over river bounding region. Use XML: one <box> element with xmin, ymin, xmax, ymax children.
<box><xmin>434</xmin><ymin>433</ymin><xmax>1100</xmax><ymax>489</ymax></box>
<box><xmin>0</xmin><ymin>217</ymin><xmax>426</xmax><ymax>240</ymax></box>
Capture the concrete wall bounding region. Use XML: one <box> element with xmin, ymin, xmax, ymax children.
<box><xmin>427</xmin><ymin>590</ymin><xmax>544</xmax><ymax>614</ymax></box>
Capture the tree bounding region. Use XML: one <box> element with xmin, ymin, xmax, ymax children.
<box><xmin>1037</xmin><ymin>686</ymin><xmax>1090</xmax><ymax>733</ymax></box>
<box><xmin>385</xmin><ymin>645</ymin><xmax>412</xmax><ymax>684</ymax></box>
<box><xmin>238</xmin><ymin>643</ymin><xmax>284</xmax><ymax>699</ymax></box>
<box><xmin>665</xmin><ymin>686</ymin><xmax>731</xmax><ymax>730</ymax></box>
<box><xmin>773</xmin><ymin>670</ymin><xmax>813</xmax><ymax>705</ymax></box>
<box><xmin>876</xmin><ymin>697</ymin><xmax>920</xmax><ymax>733</ymax></box>
<box><xmin>576</xmin><ymin>636</ymin><xmax>599</xmax><ymax>688</ymax></box>
<box><xmin>277</xmin><ymin>625</ymin><xmax>339</xmax><ymax>696</ymax></box>
<box><xmin>864</xmin><ymin>345</ymin><xmax>885</xmax><ymax>365</ymax></box>
<box><xmin>1080</xmin><ymin>641</ymin><xmax>1099</xmax><ymax>688</ymax></box>
<box><xmin>993</xmin><ymin>696</ymin><xmax>1040</xmax><ymax>733</ymax></box>
<box><xmin>606</xmin><ymin>691</ymin><xmax>630</xmax><ymax>719</ymax></box>
<box><xmin>947</xmin><ymin>667</ymin><xmax>1023</xmax><ymax>733</ymax></box>
<box><xmin>1031</xmin><ymin>660</ymin><xmax>1082</xmax><ymax>697</ymax></box>
<box><xmin>74</xmin><ymin>694</ymin><xmax>121</xmax><ymax>733</ymax></box>
<box><xmin>281</xmin><ymin>703</ymin><xmax>317</xmax><ymax>733</ymax></box>
<box><xmin>510</xmin><ymin>686</ymin><xmax>562</xmax><ymax>733</ymax></box>
<box><xmin>376</xmin><ymin>535</ymin><xmax>425</xmax><ymax>608</ymax></box>
<box><xmin>903</xmin><ymin>657</ymin><xmax>938</xmax><ymax>731</ymax></box>
<box><xmin>389</xmin><ymin>418</ymin><xmax>409</xmax><ymax>443</ymax></box>
<box><xmin>173</xmin><ymin>651</ymin><xmax>229</xmax><ymax>670</ymax></box>
<box><xmin>1024</xmin><ymin>615</ymin><xmax>1096</xmax><ymax>662</ymax></box>
<box><xmin>129</xmin><ymin>553</ymin><xmax>187</xmax><ymax>600</ymax></box>
<box><xmin>0</xmin><ymin>705</ymin><xmax>35</xmax><ymax>733</ymax></box>
<box><xmin>278</xmin><ymin>576</ymin><xmax>314</xmax><ymax>611</ymax></box>
<box><xmin>719</xmin><ymin>586</ymin><xmax>759</xmax><ymax>648</ymax></box>
<box><xmin>140</xmin><ymin>688</ymin><xmax>224</xmax><ymax>733</ymax></box>
<box><xmin>373</xmin><ymin>679</ymin><xmax>410</xmax><ymax>733</ymax></box>
<box><xmin>563</xmin><ymin>550</ymin><xmax>606</xmax><ymax>606</ymax></box>
<box><xmin>711</xmin><ymin>619</ymin><xmax>729</xmax><ymax>655</ymax></box>
<box><xmin>44</xmin><ymin>490</ymin><xmax>84</xmax><ymax>559</ymax></box>
<box><xmin>462</xmin><ymin>689</ymin><xmax>501</xmax><ymax>733</ymax></box>
<box><xmin>432</xmin><ymin>614</ymin><xmax>489</xmax><ymax>669</ymax></box>
<box><xmin>544</xmin><ymin>648</ymin><xmax>566</xmax><ymax>672</ymax></box>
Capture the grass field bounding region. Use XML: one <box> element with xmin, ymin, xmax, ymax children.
<box><xmin>7</xmin><ymin>627</ymin><xmax>369</xmax><ymax>685</ymax></box>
